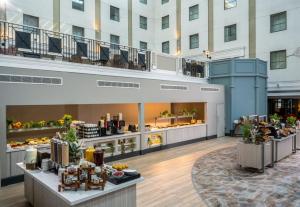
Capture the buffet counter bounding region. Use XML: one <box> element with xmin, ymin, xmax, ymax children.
<box><xmin>17</xmin><ymin>163</ymin><xmax>143</xmax><ymax>207</ymax></box>
<box><xmin>4</xmin><ymin>124</ymin><xmax>208</xmax><ymax>180</ymax></box>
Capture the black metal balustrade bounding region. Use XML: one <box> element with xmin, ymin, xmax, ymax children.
<box><xmin>182</xmin><ymin>58</ymin><xmax>205</xmax><ymax>78</ymax></box>
<box><xmin>0</xmin><ymin>21</ymin><xmax>151</xmax><ymax>71</ymax></box>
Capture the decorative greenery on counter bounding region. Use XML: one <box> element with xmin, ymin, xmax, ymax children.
<box><xmin>270</xmin><ymin>113</ymin><xmax>281</xmax><ymax>126</ymax></box>
<box><xmin>286</xmin><ymin>116</ymin><xmax>296</xmax><ymax>127</ymax></box>
<box><xmin>63</xmin><ymin>128</ymin><xmax>80</xmax><ymax>163</ymax></box>
<box><xmin>241</xmin><ymin>122</ymin><xmax>270</xmax><ymax>145</ymax></box>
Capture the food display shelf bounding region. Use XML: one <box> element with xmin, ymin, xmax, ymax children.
<box><xmin>8</xmin><ymin>126</ymin><xmax>64</xmax><ymax>133</ymax></box>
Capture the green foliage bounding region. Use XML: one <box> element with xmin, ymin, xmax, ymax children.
<box><xmin>63</xmin><ymin>128</ymin><xmax>78</xmax><ymax>143</ymax></box>
<box><xmin>63</xmin><ymin>128</ymin><xmax>80</xmax><ymax>162</ymax></box>
<box><xmin>62</xmin><ymin>114</ymin><xmax>73</xmax><ymax>129</ymax></box>
<box><xmin>287</xmin><ymin>116</ymin><xmax>297</xmax><ymax>127</ymax></box>
<box><xmin>270</xmin><ymin>113</ymin><xmax>281</xmax><ymax>122</ymax></box>
<box><xmin>69</xmin><ymin>141</ymin><xmax>80</xmax><ymax>162</ymax></box>
<box><xmin>241</xmin><ymin>123</ymin><xmax>251</xmax><ymax>139</ymax></box>
<box><xmin>191</xmin><ymin>108</ymin><xmax>197</xmax><ymax>115</ymax></box>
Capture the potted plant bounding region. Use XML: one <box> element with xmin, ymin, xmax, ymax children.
<box><xmin>286</xmin><ymin>116</ymin><xmax>296</xmax><ymax>128</ymax></box>
<box><xmin>270</xmin><ymin>113</ymin><xmax>281</xmax><ymax>128</ymax></box>
<box><xmin>238</xmin><ymin>122</ymin><xmax>273</xmax><ymax>170</ymax></box>
<box><xmin>63</xmin><ymin>128</ymin><xmax>80</xmax><ymax>164</ymax></box>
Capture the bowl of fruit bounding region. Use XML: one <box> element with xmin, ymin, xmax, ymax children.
<box><xmin>112</xmin><ymin>170</ymin><xmax>124</xmax><ymax>178</ymax></box>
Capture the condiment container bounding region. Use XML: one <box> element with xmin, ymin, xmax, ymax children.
<box><xmin>41</xmin><ymin>159</ymin><xmax>50</xmax><ymax>171</ymax></box>
<box><xmin>93</xmin><ymin>148</ymin><xmax>104</xmax><ymax>166</ymax></box>
<box><xmin>61</xmin><ymin>142</ymin><xmax>69</xmax><ymax>167</ymax></box>
<box><xmin>85</xmin><ymin>147</ymin><xmax>95</xmax><ymax>163</ymax></box>
<box><xmin>24</xmin><ymin>146</ymin><xmax>37</xmax><ymax>170</ymax></box>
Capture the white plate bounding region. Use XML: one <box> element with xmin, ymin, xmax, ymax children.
<box><xmin>123</xmin><ymin>169</ymin><xmax>137</xmax><ymax>173</ymax></box>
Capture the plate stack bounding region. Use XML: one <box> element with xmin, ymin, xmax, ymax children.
<box><xmin>78</xmin><ymin>124</ymin><xmax>99</xmax><ymax>139</ymax></box>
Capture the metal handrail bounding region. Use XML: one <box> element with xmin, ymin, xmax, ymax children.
<box><xmin>0</xmin><ymin>20</ymin><xmax>151</xmax><ymax>71</ymax></box>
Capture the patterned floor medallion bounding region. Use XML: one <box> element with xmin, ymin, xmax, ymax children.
<box><xmin>192</xmin><ymin>146</ymin><xmax>300</xmax><ymax>207</ymax></box>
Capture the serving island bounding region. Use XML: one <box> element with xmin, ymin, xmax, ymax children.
<box><xmin>17</xmin><ymin>163</ymin><xmax>143</xmax><ymax>207</ymax></box>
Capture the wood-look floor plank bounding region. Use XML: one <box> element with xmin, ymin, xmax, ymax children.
<box><xmin>0</xmin><ymin>137</ymin><xmax>238</xmax><ymax>207</ymax></box>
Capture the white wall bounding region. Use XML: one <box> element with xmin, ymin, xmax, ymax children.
<box><xmin>6</xmin><ymin>0</ymin><xmax>53</xmax><ymax>30</ymax></box>
<box><xmin>256</xmin><ymin>0</ymin><xmax>300</xmax><ymax>83</ymax></box>
<box><xmin>60</xmin><ymin>0</ymin><xmax>95</xmax><ymax>39</ymax></box>
<box><xmin>100</xmin><ymin>0</ymin><xmax>128</xmax><ymax>45</ymax></box>
<box><xmin>180</xmin><ymin>0</ymin><xmax>208</xmax><ymax>56</ymax></box>
<box><xmin>153</xmin><ymin>0</ymin><xmax>177</xmax><ymax>55</ymax></box>
<box><xmin>132</xmin><ymin>0</ymin><xmax>156</xmax><ymax>50</ymax></box>
<box><xmin>213</xmin><ymin>0</ymin><xmax>249</xmax><ymax>57</ymax></box>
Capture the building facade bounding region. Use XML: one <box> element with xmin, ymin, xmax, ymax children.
<box><xmin>1</xmin><ymin>0</ymin><xmax>300</xmax><ymax>117</ymax></box>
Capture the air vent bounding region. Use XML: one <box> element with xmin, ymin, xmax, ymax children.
<box><xmin>0</xmin><ymin>74</ymin><xmax>62</xmax><ymax>85</ymax></box>
<box><xmin>97</xmin><ymin>80</ymin><xmax>140</xmax><ymax>89</ymax></box>
<box><xmin>201</xmin><ymin>87</ymin><xmax>220</xmax><ymax>92</ymax></box>
<box><xmin>160</xmin><ymin>84</ymin><xmax>188</xmax><ymax>91</ymax></box>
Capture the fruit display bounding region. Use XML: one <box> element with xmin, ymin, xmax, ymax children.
<box><xmin>147</xmin><ymin>134</ymin><xmax>162</xmax><ymax>146</ymax></box>
<box><xmin>7</xmin><ymin>114</ymin><xmax>73</xmax><ymax>131</ymax></box>
<box><xmin>8</xmin><ymin>137</ymin><xmax>50</xmax><ymax>148</ymax></box>
<box><xmin>112</xmin><ymin>163</ymin><xmax>128</xmax><ymax>171</ymax></box>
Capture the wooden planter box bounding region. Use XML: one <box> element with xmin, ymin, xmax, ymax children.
<box><xmin>273</xmin><ymin>134</ymin><xmax>296</xmax><ymax>161</ymax></box>
<box><xmin>237</xmin><ymin>141</ymin><xmax>273</xmax><ymax>171</ymax></box>
<box><xmin>297</xmin><ymin>129</ymin><xmax>300</xmax><ymax>150</ymax></box>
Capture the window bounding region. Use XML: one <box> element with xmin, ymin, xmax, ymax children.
<box><xmin>23</xmin><ymin>14</ymin><xmax>39</xmax><ymax>33</ymax></box>
<box><xmin>140</xmin><ymin>41</ymin><xmax>147</xmax><ymax>50</ymax></box>
<box><xmin>72</xmin><ymin>26</ymin><xmax>84</xmax><ymax>37</ymax></box>
<box><xmin>110</xmin><ymin>34</ymin><xmax>120</xmax><ymax>49</ymax></box>
<box><xmin>162</xmin><ymin>41</ymin><xmax>170</xmax><ymax>54</ymax></box>
<box><xmin>224</xmin><ymin>0</ymin><xmax>237</xmax><ymax>9</ymax></box>
<box><xmin>72</xmin><ymin>0</ymin><xmax>84</xmax><ymax>11</ymax></box>
<box><xmin>189</xmin><ymin>34</ymin><xmax>199</xmax><ymax>49</ymax></box>
<box><xmin>162</xmin><ymin>15</ymin><xmax>169</xmax><ymax>29</ymax></box>
<box><xmin>224</xmin><ymin>24</ymin><xmax>236</xmax><ymax>42</ymax></box>
<box><xmin>72</xmin><ymin>26</ymin><xmax>84</xmax><ymax>41</ymax></box>
<box><xmin>23</xmin><ymin>14</ymin><xmax>39</xmax><ymax>28</ymax></box>
<box><xmin>162</xmin><ymin>0</ymin><xmax>169</xmax><ymax>4</ymax></box>
<box><xmin>270</xmin><ymin>50</ymin><xmax>286</xmax><ymax>70</ymax></box>
<box><xmin>140</xmin><ymin>16</ymin><xmax>147</xmax><ymax>30</ymax></box>
<box><xmin>271</xmin><ymin>11</ymin><xmax>287</xmax><ymax>33</ymax></box>
<box><xmin>110</xmin><ymin>6</ymin><xmax>120</xmax><ymax>22</ymax></box>
<box><xmin>189</xmin><ymin>4</ymin><xmax>199</xmax><ymax>21</ymax></box>
<box><xmin>139</xmin><ymin>0</ymin><xmax>147</xmax><ymax>4</ymax></box>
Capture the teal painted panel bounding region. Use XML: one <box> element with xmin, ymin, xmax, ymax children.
<box><xmin>235</xmin><ymin>60</ymin><xmax>255</xmax><ymax>73</ymax></box>
<box><xmin>209</xmin><ymin>61</ymin><xmax>231</xmax><ymax>76</ymax></box>
<box><xmin>209</xmin><ymin>58</ymin><xmax>267</xmax><ymax>134</ymax></box>
<box><xmin>257</xmin><ymin>60</ymin><xmax>267</xmax><ymax>75</ymax></box>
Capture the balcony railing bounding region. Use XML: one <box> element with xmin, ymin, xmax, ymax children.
<box><xmin>0</xmin><ymin>21</ymin><xmax>151</xmax><ymax>71</ymax></box>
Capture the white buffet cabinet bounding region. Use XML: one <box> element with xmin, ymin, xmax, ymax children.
<box><xmin>18</xmin><ymin>163</ymin><xmax>143</xmax><ymax>207</ymax></box>
<box><xmin>5</xmin><ymin>124</ymin><xmax>208</xmax><ymax>179</ymax></box>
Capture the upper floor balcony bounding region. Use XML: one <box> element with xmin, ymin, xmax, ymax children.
<box><xmin>0</xmin><ymin>20</ymin><xmax>207</xmax><ymax>79</ymax></box>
